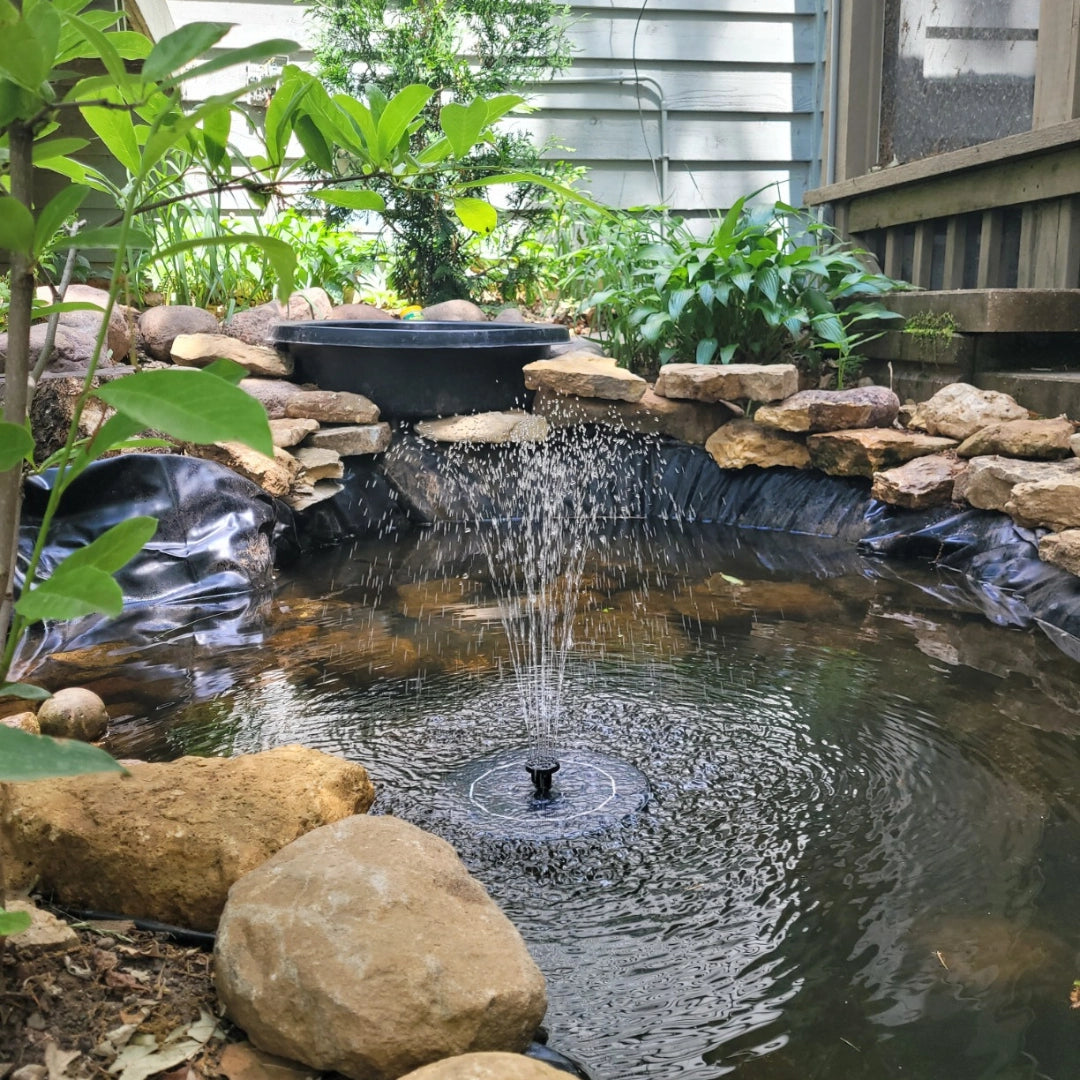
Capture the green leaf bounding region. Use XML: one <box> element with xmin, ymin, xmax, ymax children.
<box><xmin>293</xmin><ymin>112</ymin><xmax>335</xmax><ymax>172</ymax></box>
<box><xmin>0</xmin><ymin>910</ymin><xmax>32</xmax><ymax>936</ymax></box>
<box><xmin>142</xmin><ymin>21</ymin><xmax>231</xmax><ymax>83</ymax></box>
<box><xmin>695</xmin><ymin>338</ymin><xmax>718</xmax><ymax>365</ymax></box>
<box><xmin>440</xmin><ymin>97</ymin><xmax>489</xmax><ymax>158</ymax></box>
<box><xmin>0</xmin><ymin>420</ymin><xmax>34</xmax><ymax>468</ymax></box>
<box><xmin>57</xmin><ymin>516</ymin><xmax>157</xmax><ymax>575</ymax></box>
<box><xmin>79</xmin><ymin>96</ymin><xmax>140</xmax><ymax>174</ymax></box>
<box><xmin>310</xmin><ymin>188</ymin><xmax>386</xmax><ymax>213</ymax></box>
<box><xmin>376</xmin><ymin>83</ymin><xmax>434</xmax><ymax>160</ymax></box>
<box><xmin>16</xmin><ymin>564</ymin><xmax>123</xmax><ymax>621</ymax></box>
<box><xmin>150</xmin><ymin>234</ymin><xmax>295</xmax><ymax>303</ymax></box>
<box><xmin>0</xmin><ymin>195</ymin><xmax>34</xmax><ymax>256</ymax></box>
<box><xmin>167</xmin><ymin>39</ymin><xmax>298</xmax><ymax>88</ymax></box>
<box><xmin>58</xmin><ymin>29</ymin><xmax>150</xmax><ymax>64</ymax></box>
<box><xmin>334</xmin><ymin>93</ymin><xmax>378</xmax><ymax>153</ymax></box>
<box><xmin>63</xmin><ymin>11</ymin><xmax>130</xmax><ymax>88</ymax></box>
<box><xmin>204</xmin><ymin>357</ymin><xmax>248</xmax><ymax>385</ymax></box>
<box><xmin>667</xmin><ymin>288</ymin><xmax>695</xmax><ymax>321</ymax></box>
<box><xmin>0</xmin><ymin>681</ymin><xmax>52</xmax><ymax>702</ymax></box>
<box><xmin>416</xmin><ymin>135</ymin><xmax>452</xmax><ymax>165</ymax></box>
<box><xmin>201</xmin><ymin>105</ymin><xmax>230</xmax><ymax>169</ymax></box>
<box><xmin>0</xmin><ymin>5</ymin><xmax>55</xmax><ymax>91</ymax></box>
<box><xmin>719</xmin><ymin>343</ymin><xmax>738</xmax><ymax>364</ymax></box>
<box><xmin>31</xmin><ymin>136</ymin><xmax>89</xmax><ymax>162</ymax></box>
<box><xmin>33</xmin><ymin>183</ymin><xmax>88</xmax><ymax>257</ymax></box>
<box><xmin>465</xmin><ymin>172</ymin><xmax>607</xmax><ymax>214</ymax></box>
<box><xmin>452</xmin><ymin>196</ymin><xmax>497</xmax><ymax>235</ymax></box>
<box><xmin>758</xmin><ymin>266</ymin><xmax>781</xmax><ymax>304</ymax></box>
<box><xmin>0</xmin><ymin>724</ymin><xmax>127</xmax><ymax>781</ymax></box>
<box><xmin>640</xmin><ymin>311</ymin><xmax>670</xmax><ymax>344</ymax></box>
<box><xmin>485</xmin><ymin>93</ymin><xmax>525</xmax><ymax>124</ymax></box>
<box><xmin>265</xmin><ymin>67</ymin><xmax>311</xmax><ymax>166</ymax></box>
<box><xmin>94</xmin><ymin>368</ymin><xmax>273</xmax><ymax>456</ymax></box>
<box><xmin>812</xmin><ymin>313</ymin><xmax>846</xmax><ymax>345</ymax></box>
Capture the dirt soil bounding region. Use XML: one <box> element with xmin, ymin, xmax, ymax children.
<box><xmin>1</xmin><ymin>914</ymin><xmax>244</xmax><ymax>1079</ymax></box>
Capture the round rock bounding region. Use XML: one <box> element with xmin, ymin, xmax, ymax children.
<box><xmin>35</xmin><ymin>687</ymin><xmax>108</xmax><ymax>742</ymax></box>
<box><xmin>214</xmin><ymin>815</ymin><xmax>547</xmax><ymax>1080</ymax></box>
<box><xmin>399</xmin><ymin>1053</ymin><xmax>570</xmax><ymax>1080</ymax></box>
<box><xmin>138</xmin><ymin>305</ymin><xmax>221</xmax><ymax>361</ymax></box>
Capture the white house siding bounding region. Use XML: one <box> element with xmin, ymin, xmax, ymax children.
<box><xmin>165</xmin><ymin>0</ymin><xmax>825</xmax><ymax>221</ymax></box>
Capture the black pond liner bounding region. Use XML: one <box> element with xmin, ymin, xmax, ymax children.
<box><xmin>271</xmin><ymin>320</ymin><xmax>570</xmax><ymax>420</ymax></box>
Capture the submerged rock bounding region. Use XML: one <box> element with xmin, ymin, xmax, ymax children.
<box><xmin>1</xmin><ymin>745</ymin><xmax>374</xmax><ymax>931</ymax></box>
<box><xmin>36</xmin><ymin>686</ymin><xmax>108</xmax><ymax>742</ymax></box>
<box><xmin>522</xmin><ymin>355</ymin><xmax>647</xmax><ymax>402</ymax></box>
<box><xmin>654</xmin><ymin>362</ymin><xmax>798</xmax><ymax>404</ymax></box>
<box><xmin>399</xmin><ymin>1053</ymin><xmax>570</xmax><ymax>1079</ymax></box>
<box><xmin>534</xmin><ymin>386</ymin><xmax>736</xmax><ymax>445</ymax></box>
<box><xmin>956</xmin><ymin>416</ymin><xmax>1077</xmax><ymax>459</ymax></box>
<box><xmin>871</xmin><ymin>454</ymin><xmax>966</xmax><ymax>510</ymax></box>
<box><xmin>754</xmin><ymin>386</ymin><xmax>899</xmax><ymax>432</ymax></box>
<box><xmin>908</xmin><ymin>382</ymin><xmax>1028</xmax><ymax>439</ymax></box>
<box><xmin>705</xmin><ymin>418</ymin><xmax>810</xmax><ymax>469</ymax></box>
<box><xmin>808</xmin><ymin>429</ymin><xmax>957</xmax><ymax>477</ymax></box>
<box><xmin>215</xmin><ymin>815</ymin><xmax>546</xmax><ymax>1080</ymax></box>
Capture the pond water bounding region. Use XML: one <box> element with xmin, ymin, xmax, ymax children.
<box><xmin>34</xmin><ymin>524</ymin><xmax>1080</xmax><ymax>1080</ymax></box>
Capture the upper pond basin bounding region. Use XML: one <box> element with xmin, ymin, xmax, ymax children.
<box><xmin>32</xmin><ymin>522</ymin><xmax>1080</xmax><ymax>1080</ymax></box>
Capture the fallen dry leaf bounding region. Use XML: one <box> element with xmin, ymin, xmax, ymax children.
<box><xmin>43</xmin><ymin>1041</ymin><xmax>81</xmax><ymax>1080</ymax></box>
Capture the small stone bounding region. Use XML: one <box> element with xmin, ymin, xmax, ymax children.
<box><xmin>654</xmin><ymin>363</ymin><xmax>798</xmax><ymax>404</ymax></box>
<box><xmin>543</xmin><ymin>335</ymin><xmax>604</xmax><ymax>359</ymax></box>
<box><xmin>329</xmin><ymin>302</ymin><xmax>395</xmax><ymax>321</ymax></box>
<box><xmin>420</xmin><ymin>299</ymin><xmax>487</xmax><ymax>321</ymax></box>
<box><xmin>415</xmin><ymin>411</ymin><xmax>548</xmax><ymax>444</ymax></box>
<box><xmin>705</xmin><ymin>418</ymin><xmax>810</xmax><ymax>469</ymax></box>
<box><xmin>908</xmin><ymin>382</ymin><xmax>1028</xmax><ymax>439</ymax></box>
<box><xmin>269</xmin><ymin>417</ymin><xmax>319</xmax><ymax>448</ymax></box>
<box><xmin>217</xmin><ymin>1042</ymin><xmax>317</xmax><ymax>1080</ymax></box>
<box><xmin>1005</xmin><ymin>476</ymin><xmax>1080</xmax><ymax>530</ymax></box>
<box><xmin>807</xmin><ymin>429</ymin><xmax>957</xmax><ymax>477</ymax></box>
<box><xmin>3</xmin><ymin>900</ymin><xmax>78</xmax><ymax>954</ymax></box>
<box><xmin>1039</xmin><ymin>530</ymin><xmax>1080</xmax><ymax>576</ymax></box>
<box><xmin>283</xmin><ymin>389</ymin><xmax>381</xmax><ymax>424</ymax></box>
<box><xmin>36</xmin><ymin>687</ymin><xmax>108</xmax><ymax>742</ymax></box>
<box><xmin>956</xmin><ymin>416</ymin><xmax>1077</xmax><ymax>459</ymax></box>
<box><xmin>171</xmin><ymin>333</ymin><xmax>293</xmax><ymax>378</ymax></box>
<box><xmin>754</xmin><ymin>386</ymin><xmax>899</xmax><ymax>432</ymax></box>
<box><xmin>293</xmin><ymin>446</ymin><xmax>344</xmax><ymax>482</ymax></box>
<box><xmin>138</xmin><ymin>305</ymin><xmax>221</xmax><ymax>361</ymax></box>
<box><xmin>953</xmin><ymin>455</ymin><xmax>1080</xmax><ymax>512</ymax></box>
<box><xmin>493</xmin><ymin>307</ymin><xmax>527</xmax><ymax>323</ymax></box>
<box><xmin>284</xmin><ymin>480</ymin><xmax>344</xmax><ymax>512</ymax></box>
<box><xmin>306</xmin><ymin>423</ymin><xmax>392</xmax><ymax>456</ymax></box>
<box><xmin>533</xmin><ymin>386</ymin><xmax>736</xmax><ymax>445</ymax></box>
<box><xmin>399</xmin><ymin>1053</ymin><xmax>570</xmax><ymax>1080</ymax></box>
<box><xmin>871</xmin><ymin>454</ymin><xmax>967</xmax><ymax>509</ymax></box>
<box><xmin>188</xmin><ymin>442</ymin><xmax>300</xmax><ymax>498</ymax></box>
<box><xmin>522</xmin><ymin>355</ymin><xmax>647</xmax><ymax>402</ymax></box>
<box><xmin>1</xmin><ymin>712</ymin><xmax>40</xmax><ymax>735</ymax></box>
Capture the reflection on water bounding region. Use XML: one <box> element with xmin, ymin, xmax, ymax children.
<box><xmin>24</xmin><ymin>524</ymin><xmax>1080</xmax><ymax>1080</ymax></box>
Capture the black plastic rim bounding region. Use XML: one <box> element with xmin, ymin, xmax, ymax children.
<box><xmin>271</xmin><ymin>319</ymin><xmax>569</xmax><ymax>351</ymax></box>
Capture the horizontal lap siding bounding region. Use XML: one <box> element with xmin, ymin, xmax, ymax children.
<box><xmin>165</xmin><ymin>0</ymin><xmax>822</xmax><ymax>218</ymax></box>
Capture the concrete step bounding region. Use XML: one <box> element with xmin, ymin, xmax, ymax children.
<box><xmin>975</xmin><ymin>371</ymin><xmax>1080</xmax><ymax>419</ymax></box>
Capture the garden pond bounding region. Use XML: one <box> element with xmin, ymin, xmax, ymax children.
<box><xmin>26</xmin><ymin>520</ymin><xmax>1080</xmax><ymax>1080</ymax></box>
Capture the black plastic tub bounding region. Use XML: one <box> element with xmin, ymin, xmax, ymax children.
<box><xmin>272</xmin><ymin>320</ymin><xmax>570</xmax><ymax>420</ymax></box>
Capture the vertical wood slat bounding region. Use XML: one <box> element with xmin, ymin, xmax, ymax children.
<box><xmin>883</xmin><ymin>227</ymin><xmax>904</xmax><ymax>280</ymax></box>
<box><xmin>942</xmin><ymin>217</ymin><xmax>967</xmax><ymax>289</ymax></box>
<box><xmin>1018</xmin><ymin>196</ymin><xmax>1080</xmax><ymax>287</ymax></box>
<box><xmin>1033</xmin><ymin>0</ymin><xmax>1080</xmax><ymax>128</ymax></box>
<box><xmin>976</xmin><ymin>210</ymin><xmax>1004</xmax><ymax>287</ymax></box>
<box><xmin>911</xmin><ymin>222</ymin><xmax>934</xmax><ymax>287</ymax></box>
<box><xmin>834</xmin><ymin>5</ymin><xmax>884</xmax><ymax>182</ymax></box>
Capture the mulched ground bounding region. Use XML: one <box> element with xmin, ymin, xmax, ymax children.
<box><xmin>1</xmin><ymin>915</ymin><xmax>231</xmax><ymax>1079</ymax></box>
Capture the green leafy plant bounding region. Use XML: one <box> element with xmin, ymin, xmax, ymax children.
<box><xmin>557</xmin><ymin>198</ymin><xmax>909</xmax><ymax>384</ymax></box>
<box><xmin>307</xmin><ymin>0</ymin><xmax>573</xmax><ymax>304</ymax></box>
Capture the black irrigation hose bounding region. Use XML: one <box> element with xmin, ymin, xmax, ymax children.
<box><xmin>60</xmin><ymin>906</ymin><xmax>217</xmax><ymax>949</ymax></box>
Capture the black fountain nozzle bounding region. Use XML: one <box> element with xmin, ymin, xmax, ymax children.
<box><xmin>525</xmin><ymin>755</ymin><xmax>560</xmax><ymax>798</ymax></box>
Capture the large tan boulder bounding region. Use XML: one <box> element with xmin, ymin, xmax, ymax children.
<box><xmin>1005</xmin><ymin>476</ymin><xmax>1080</xmax><ymax>530</ymax></box>
<box><xmin>871</xmin><ymin>453</ymin><xmax>967</xmax><ymax>510</ymax></box>
<box><xmin>138</xmin><ymin>305</ymin><xmax>221</xmax><ymax>361</ymax></box>
<box><xmin>421</xmin><ymin>299</ymin><xmax>487</xmax><ymax>322</ymax></box>
<box><xmin>533</xmin><ymin>386</ymin><xmax>736</xmax><ymax>444</ymax></box>
<box><xmin>415</xmin><ymin>411</ymin><xmax>548</xmax><ymax>444</ymax></box>
<box><xmin>240</xmin><ymin>380</ymin><xmax>380</xmax><ymax>423</ymax></box>
<box><xmin>908</xmin><ymin>383</ymin><xmax>1028</xmax><ymax>439</ymax></box>
<box><xmin>215</xmin><ymin>816</ymin><xmax>546</xmax><ymax>1080</ymax></box>
<box><xmin>171</xmin><ymin>333</ymin><xmax>293</xmax><ymax>378</ymax></box>
<box><xmin>953</xmin><ymin>455</ymin><xmax>1080</xmax><ymax>512</ymax></box>
<box><xmin>399</xmin><ymin>1053</ymin><xmax>568</xmax><ymax>1080</ymax></box>
<box><xmin>807</xmin><ymin>429</ymin><xmax>957</xmax><ymax>477</ymax></box>
<box><xmin>1039</xmin><ymin>530</ymin><xmax>1080</xmax><ymax>576</ymax></box>
<box><xmin>522</xmin><ymin>355</ymin><xmax>647</xmax><ymax>402</ymax></box>
<box><xmin>33</xmin><ymin>283</ymin><xmax>134</xmax><ymax>363</ymax></box>
<box><xmin>224</xmin><ymin>289</ymin><xmax>334</xmax><ymax>346</ymax></box>
<box><xmin>754</xmin><ymin>386</ymin><xmax>899</xmax><ymax>432</ymax></box>
<box><xmin>705</xmin><ymin>418</ymin><xmax>810</xmax><ymax>469</ymax></box>
<box><xmin>1</xmin><ymin>745</ymin><xmax>374</xmax><ymax>931</ymax></box>
<box><xmin>956</xmin><ymin>417</ymin><xmax>1077</xmax><ymax>459</ymax></box>
<box><xmin>654</xmin><ymin>362</ymin><xmax>798</xmax><ymax>404</ymax></box>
